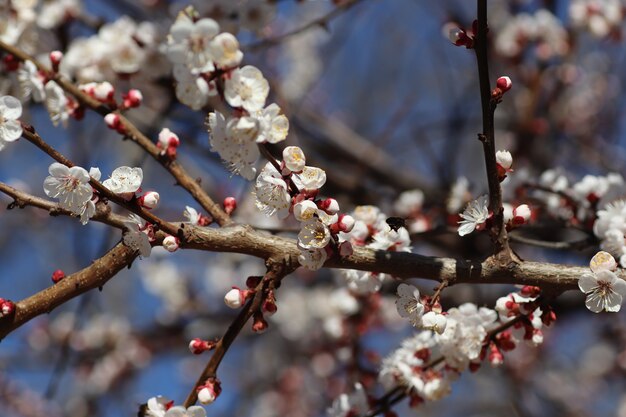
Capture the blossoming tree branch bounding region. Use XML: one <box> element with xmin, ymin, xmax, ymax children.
<box><xmin>0</xmin><ymin>0</ymin><xmax>624</xmax><ymax>416</ymax></box>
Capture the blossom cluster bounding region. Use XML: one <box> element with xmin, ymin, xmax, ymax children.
<box><xmin>570</xmin><ymin>0</ymin><xmax>625</xmax><ymax>38</ymax></box>
<box><xmin>375</xmin><ymin>284</ymin><xmax>553</xmax><ymax>407</ymax></box>
<box><xmin>338</xmin><ymin>205</ymin><xmax>411</xmax><ymax>293</ymax></box>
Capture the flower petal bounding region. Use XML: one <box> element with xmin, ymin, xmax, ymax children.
<box><xmin>578</xmin><ymin>273</ymin><xmax>598</xmax><ymax>293</ymax></box>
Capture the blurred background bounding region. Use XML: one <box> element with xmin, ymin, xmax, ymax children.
<box><xmin>1</xmin><ymin>0</ymin><xmax>626</xmax><ymax>416</ymax></box>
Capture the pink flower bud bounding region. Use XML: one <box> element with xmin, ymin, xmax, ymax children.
<box><xmin>262</xmin><ymin>290</ymin><xmax>277</xmax><ymax>316</ymax></box>
<box><xmin>198</xmin><ymin>387</ymin><xmax>216</xmax><ymax>404</ymax></box>
<box><xmin>512</xmin><ymin>204</ymin><xmax>531</xmax><ymax>225</ymax></box>
<box><xmin>138</xmin><ymin>191</ymin><xmax>160</xmax><ymax>209</ymax></box>
<box><xmin>495</xmin><ymin>150</ymin><xmax>513</xmax><ymax>170</ymax></box>
<box><xmin>448</xmin><ymin>27</ymin><xmax>465</xmax><ymax>44</ymax></box>
<box><xmin>94</xmin><ymin>81</ymin><xmax>115</xmax><ymax>102</ymax></box>
<box><xmin>51</xmin><ymin>269</ymin><xmax>65</xmax><ymax>284</ymax></box>
<box><xmin>319</xmin><ymin>198</ymin><xmax>340</xmax><ymax>214</ymax></box>
<box><xmin>488</xmin><ymin>343</ymin><xmax>504</xmax><ymax>366</ymax></box>
<box><xmin>104</xmin><ymin>113</ymin><xmax>119</xmax><ymax>129</ymax></box>
<box><xmin>224</xmin><ymin>287</ymin><xmax>245</xmax><ymax>309</ymax></box>
<box><xmin>0</xmin><ymin>298</ymin><xmax>15</xmax><ymax>318</ymax></box>
<box><xmin>496</xmin><ymin>76</ymin><xmax>512</xmax><ymax>92</ymax></box>
<box><xmin>122</xmin><ymin>89</ymin><xmax>143</xmax><ymax>109</ymax></box>
<box><xmin>338</xmin><ymin>214</ymin><xmax>355</xmax><ymax>233</ymax></box>
<box><xmin>162</xmin><ymin>235</ymin><xmax>179</xmax><ymax>252</ymax></box>
<box><xmin>157</xmin><ymin>128</ymin><xmax>180</xmax><ymax>148</ymax></box>
<box><xmin>49</xmin><ymin>50</ymin><xmax>63</xmax><ymax>71</ymax></box>
<box><xmin>223</xmin><ymin>197</ymin><xmax>237</xmax><ymax>215</ymax></box>
<box><xmin>188</xmin><ymin>338</ymin><xmax>216</xmax><ymax>354</ymax></box>
<box><xmin>252</xmin><ymin>312</ymin><xmax>268</xmax><ymax>333</ymax></box>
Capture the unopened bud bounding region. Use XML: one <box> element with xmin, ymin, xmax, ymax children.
<box><xmin>162</xmin><ymin>235</ymin><xmax>179</xmax><ymax>252</ymax></box>
<box><xmin>338</xmin><ymin>214</ymin><xmax>355</xmax><ymax>233</ymax></box>
<box><xmin>104</xmin><ymin>113</ymin><xmax>125</xmax><ymax>133</ymax></box>
<box><xmin>138</xmin><ymin>191</ymin><xmax>160</xmax><ymax>209</ymax></box>
<box><xmin>495</xmin><ymin>150</ymin><xmax>513</xmax><ymax>170</ymax></box>
<box><xmin>319</xmin><ymin>198</ymin><xmax>340</xmax><ymax>214</ymax></box>
<box><xmin>93</xmin><ymin>81</ymin><xmax>115</xmax><ymax>102</ymax></box>
<box><xmin>488</xmin><ymin>343</ymin><xmax>504</xmax><ymax>366</ymax></box>
<box><xmin>224</xmin><ymin>287</ymin><xmax>245</xmax><ymax>309</ymax></box>
<box><xmin>262</xmin><ymin>290</ymin><xmax>277</xmax><ymax>316</ymax></box>
<box><xmin>122</xmin><ymin>89</ymin><xmax>143</xmax><ymax>109</ymax></box>
<box><xmin>223</xmin><ymin>197</ymin><xmax>237</xmax><ymax>215</ymax></box>
<box><xmin>49</xmin><ymin>50</ymin><xmax>63</xmax><ymax>72</ymax></box>
<box><xmin>197</xmin><ymin>378</ymin><xmax>221</xmax><ymax>404</ymax></box>
<box><xmin>0</xmin><ymin>298</ymin><xmax>15</xmax><ymax>318</ymax></box>
<box><xmin>496</xmin><ymin>76</ymin><xmax>512</xmax><ymax>92</ymax></box>
<box><xmin>188</xmin><ymin>338</ymin><xmax>216</xmax><ymax>355</ymax></box>
<box><xmin>512</xmin><ymin>204</ymin><xmax>531</xmax><ymax>225</ymax></box>
<box><xmin>252</xmin><ymin>312</ymin><xmax>268</xmax><ymax>333</ymax></box>
<box><xmin>158</xmin><ymin>128</ymin><xmax>180</xmax><ymax>148</ymax></box>
<box><xmin>51</xmin><ymin>269</ymin><xmax>65</xmax><ymax>284</ymax></box>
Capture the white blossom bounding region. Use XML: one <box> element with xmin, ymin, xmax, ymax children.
<box><xmin>209</xmin><ymin>32</ymin><xmax>243</xmax><ymax>69</ymax></box>
<box><xmin>293</xmin><ymin>166</ymin><xmax>327</xmax><ymax>191</ymax></box>
<box><xmin>102</xmin><ymin>166</ymin><xmax>143</xmax><ymax>197</ymax></box>
<box><xmin>167</xmin><ymin>16</ymin><xmax>219</xmax><ymax>73</ymax></box>
<box><xmin>224</xmin><ymin>65</ymin><xmax>269</xmax><ymax>112</ymax></box>
<box><xmin>43</xmin><ymin>162</ymin><xmax>93</xmax><ymax>214</ymax></box>
<box><xmin>0</xmin><ymin>96</ymin><xmax>23</xmax><ymax>151</ymax></box>
<box><xmin>458</xmin><ymin>195</ymin><xmax>489</xmax><ymax>236</ymax></box>
<box><xmin>44</xmin><ymin>81</ymin><xmax>69</xmax><ymax>127</ymax></box>
<box><xmin>18</xmin><ymin>60</ymin><xmax>45</xmax><ymax>102</ymax></box>
<box><xmin>255</xmin><ymin>103</ymin><xmax>289</xmax><ymax>144</ymax></box>
<box><xmin>254</xmin><ymin>163</ymin><xmax>291</xmax><ymax>218</ymax></box>
<box><xmin>327</xmin><ymin>383</ymin><xmax>368</xmax><ymax>417</ymax></box>
<box><xmin>579</xmin><ymin>251</ymin><xmax>626</xmax><ymax>313</ymax></box>
<box><xmin>395</xmin><ymin>283</ymin><xmax>424</xmax><ymax>327</ymax></box>
<box><xmin>298</xmin><ymin>218</ymin><xmax>331</xmax><ymax>249</ymax></box>
<box><xmin>297</xmin><ymin>246</ymin><xmax>328</xmax><ymax>270</ymax></box>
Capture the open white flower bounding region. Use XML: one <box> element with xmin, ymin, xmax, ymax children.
<box><xmin>283</xmin><ymin>146</ymin><xmax>305</xmax><ymax>173</ymax></box>
<box><xmin>18</xmin><ymin>60</ymin><xmax>45</xmax><ymax>102</ymax></box>
<box><xmin>102</xmin><ymin>166</ymin><xmax>143</xmax><ymax>197</ymax></box>
<box><xmin>0</xmin><ymin>95</ymin><xmax>23</xmax><ymax>151</ymax></box>
<box><xmin>224</xmin><ymin>65</ymin><xmax>269</xmax><ymax>112</ymax></box>
<box><xmin>173</xmin><ymin>64</ymin><xmax>215</xmax><ymax>110</ymax></box>
<box><xmin>167</xmin><ymin>16</ymin><xmax>219</xmax><ymax>73</ymax></box>
<box><xmin>297</xmin><ymin>245</ymin><xmax>327</xmax><ymax>270</ymax></box>
<box><xmin>43</xmin><ymin>162</ymin><xmax>93</xmax><ymax>213</ymax></box>
<box><xmin>208</xmin><ymin>112</ymin><xmax>259</xmax><ymax>179</ymax></box>
<box><xmin>255</xmin><ymin>103</ymin><xmax>289</xmax><ymax>144</ymax></box>
<box><xmin>209</xmin><ymin>32</ymin><xmax>243</xmax><ymax>69</ymax></box>
<box><xmin>458</xmin><ymin>195</ymin><xmax>490</xmax><ymax>236</ymax></box>
<box><xmin>254</xmin><ymin>163</ymin><xmax>291</xmax><ymax>218</ymax></box>
<box><xmin>293</xmin><ymin>166</ymin><xmax>326</xmax><ymax>191</ymax></box>
<box><xmin>395</xmin><ymin>283</ymin><xmax>424</xmax><ymax>327</ymax></box>
<box><xmin>45</xmin><ymin>81</ymin><xmax>69</xmax><ymax>127</ymax></box>
<box><xmin>298</xmin><ymin>218</ymin><xmax>331</xmax><ymax>249</ymax></box>
<box><xmin>579</xmin><ymin>251</ymin><xmax>626</xmax><ymax>313</ymax></box>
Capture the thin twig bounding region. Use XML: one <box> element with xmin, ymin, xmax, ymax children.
<box><xmin>182</xmin><ymin>260</ymin><xmax>296</xmax><ymax>407</ymax></box>
<box><xmin>244</xmin><ymin>0</ymin><xmax>366</xmax><ymax>51</ymax></box>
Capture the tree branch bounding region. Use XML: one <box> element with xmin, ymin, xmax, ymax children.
<box><xmin>0</xmin><ymin>243</ymin><xmax>137</xmax><ymax>339</ymax></box>
<box><xmin>473</xmin><ymin>0</ymin><xmax>511</xmax><ymax>257</ymax></box>
<box><xmin>182</xmin><ymin>260</ymin><xmax>296</xmax><ymax>407</ymax></box>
